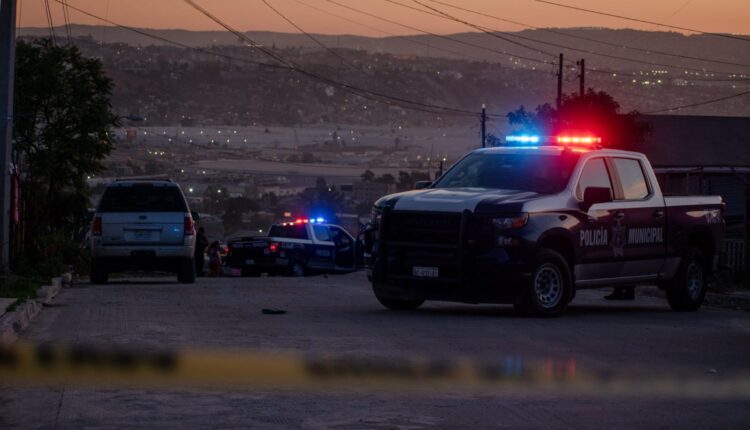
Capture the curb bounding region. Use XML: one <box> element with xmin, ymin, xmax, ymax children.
<box><xmin>0</xmin><ymin>273</ymin><xmax>71</xmax><ymax>344</ymax></box>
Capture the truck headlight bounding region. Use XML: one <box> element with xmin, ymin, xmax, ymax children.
<box><xmin>492</xmin><ymin>213</ymin><xmax>528</xmax><ymax>229</ymax></box>
<box><xmin>371</xmin><ymin>206</ymin><xmax>383</xmax><ymax>224</ymax></box>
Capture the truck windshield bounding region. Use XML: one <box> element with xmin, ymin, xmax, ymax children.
<box><xmin>433</xmin><ymin>152</ymin><xmax>580</xmax><ymax>194</ymax></box>
<box><xmin>268</xmin><ymin>224</ymin><xmax>309</xmax><ymax>240</ymax></box>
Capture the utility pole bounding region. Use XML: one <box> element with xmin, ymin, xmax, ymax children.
<box><xmin>577</xmin><ymin>58</ymin><xmax>585</xmax><ymax>97</ymax></box>
<box><xmin>556</xmin><ymin>53</ymin><xmax>563</xmax><ymax>109</ymax></box>
<box><xmin>0</xmin><ymin>0</ymin><xmax>17</xmax><ymax>274</ymax></box>
<box><xmin>480</xmin><ymin>104</ymin><xmax>486</xmax><ymax>148</ymax></box>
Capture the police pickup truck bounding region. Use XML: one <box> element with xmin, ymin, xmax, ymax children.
<box><xmin>225</xmin><ymin>218</ymin><xmax>359</xmax><ymax>276</ymax></box>
<box><xmin>366</xmin><ymin>135</ymin><xmax>724</xmax><ymax>316</ymax></box>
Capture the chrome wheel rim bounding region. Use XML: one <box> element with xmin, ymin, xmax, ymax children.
<box><xmin>686</xmin><ymin>261</ymin><xmax>703</xmax><ymax>300</ymax></box>
<box><xmin>292</xmin><ymin>263</ymin><xmax>304</xmax><ymax>277</ymax></box>
<box><xmin>534</xmin><ymin>263</ymin><xmax>564</xmax><ymax>308</ymax></box>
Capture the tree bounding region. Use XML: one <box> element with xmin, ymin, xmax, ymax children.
<box><xmin>508</xmin><ymin>90</ymin><xmax>651</xmax><ymax>150</ymax></box>
<box><xmin>13</xmin><ymin>39</ymin><xmax>118</xmax><ymax>272</ymax></box>
<box><xmin>361</xmin><ymin>170</ymin><xmax>375</xmax><ymax>182</ymax></box>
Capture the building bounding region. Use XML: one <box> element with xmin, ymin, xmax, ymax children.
<box><xmin>352</xmin><ymin>181</ymin><xmax>397</xmax><ymax>205</ymax></box>
<box><xmin>639</xmin><ymin>115</ymin><xmax>750</xmax><ymax>271</ymax></box>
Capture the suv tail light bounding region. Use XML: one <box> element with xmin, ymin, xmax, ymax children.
<box><xmin>184</xmin><ymin>216</ymin><xmax>195</xmax><ymax>236</ymax></box>
<box><xmin>269</xmin><ymin>242</ymin><xmax>280</xmax><ymax>253</ymax></box>
<box><xmin>92</xmin><ymin>216</ymin><xmax>102</xmax><ymax>236</ymax></box>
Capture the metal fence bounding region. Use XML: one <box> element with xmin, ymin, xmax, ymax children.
<box><xmin>723</xmin><ymin>239</ymin><xmax>746</xmax><ymax>273</ymax></box>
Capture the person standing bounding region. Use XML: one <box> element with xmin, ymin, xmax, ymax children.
<box><xmin>195</xmin><ymin>227</ymin><xmax>209</xmax><ymax>277</ymax></box>
<box><xmin>207</xmin><ymin>241</ymin><xmax>223</xmax><ymax>277</ymax></box>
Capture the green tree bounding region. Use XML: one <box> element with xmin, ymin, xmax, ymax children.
<box><xmin>13</xmin><ymin>39</ymin><xmax>118</xmax><ymax>272</ymax></box>
<box><xmin>508</xmin><ymin>90</ymin><xmax>651</xmax><ymax>150</ymax></box>
<box><xmin>361</xmin><ymin>169</ymin><xmax>375</xmax><ymax>182</ymax></box>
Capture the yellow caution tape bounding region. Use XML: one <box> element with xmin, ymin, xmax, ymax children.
<box><xmin>1</xmin><ymin>343</ymin><xmax>749</xmax><ymax>397</ymax></box>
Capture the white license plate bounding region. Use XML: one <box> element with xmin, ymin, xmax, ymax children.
<box><xmin>134</xmin><ymin>230</ymin><xmax>155</xmax><ymax>241</ymax></box>
<box><xmin>245</xmin><ymin>259</ymin><xmax>255</xmax><ymax>265</ymax></box>
<box><xmin>413</xmin><ymin>266</ymin><xmax>439</xmax><ymax>278</ymax></box>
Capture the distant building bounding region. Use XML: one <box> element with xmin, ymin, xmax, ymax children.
<box><xmin>639</xmin><ymin>115</ymin><xmax>750</xmax><ymax>271</ymax></box>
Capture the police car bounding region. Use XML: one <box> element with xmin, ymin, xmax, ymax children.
<box><xmin>365</xmin><ymin>135</ymin><xmax>725</xmax><ymax>316</ymax></box>
<box><xmin>225</xmin><ymin>218</ymin><xmax>360</xmax><ymax>276</ymax></box>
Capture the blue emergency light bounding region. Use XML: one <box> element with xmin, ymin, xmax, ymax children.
<box><xmin>505</xmin><ymin>135</ymin><xmax>540</xmax><ymax>144</ymax></box>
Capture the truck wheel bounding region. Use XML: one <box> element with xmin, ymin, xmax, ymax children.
<box><xmin>90</xmin><ymin>261</ymin><xmax>108</xmax><ymax>285</ymax></box>
<box><xmin>374</xmin><ymin>290</ymin><xmax>424</xmax><ymax>311</ymax></box>
<box><xmin>177</xmin><ymin>258</ymin><xmax>196</xmax><ymax>284</ymax></box>
<box><xmin>515</xmin><ymin>249</ymin><xmax>573</xmax><ymax>317</ymax></box>
<box><xmin>666</xmin><ymin>247</ymin><xmax>706</xmax><ymax>312</ymax></box>
<box><xmin>288</xmin><ymin>260</ymin><xmax>306</xmax><ymax>277</ymax></box>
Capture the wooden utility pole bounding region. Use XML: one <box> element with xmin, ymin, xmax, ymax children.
<box><xmin>0</xmin><ymin>0</ymin><xmax>17</xmax><ymax>273</ymax></box>
<box><xmin>556</xmin><ymin>53</ymin><xmax>563</xmax><ymax>109</ymax></box>
<box><xmin>480</xmin><ymin>104</ymin><xmax>486</xmax><ymax>148</ymax></box>
<box><xmin>577</xmin><ymin>58</ymin><xmax>585</xmax><ymax>97</ymax></box>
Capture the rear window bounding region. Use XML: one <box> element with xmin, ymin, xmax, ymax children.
<box><xmin>98</xmin><ymin>185</ymin><xmax>188</xmax><ymax>213</ymax></box>
<box><xmin>268</xmin><ymin>224</ymin><xmax>309</xmax><ymax>240</ymax></box>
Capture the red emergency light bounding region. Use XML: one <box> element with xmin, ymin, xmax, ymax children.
<box><xmin>555</xmin><ymin>136</ymin><xmax>602</xmax><ymax>145</ymax></box>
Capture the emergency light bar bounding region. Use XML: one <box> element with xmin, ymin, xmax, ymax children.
<box><xmin>281</xmin><ymin>217</ymin><xmax>327</xmax><ymax>226</ymax></box>
<box><xmin>505</xmin><ymin>135</ymin><xmax>602</xmax><ymax>147</ymax></box>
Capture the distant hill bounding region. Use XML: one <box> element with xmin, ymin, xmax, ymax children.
<box><xmin>19</xmin><ymin>25</ymin><xmax>750</xmax><ymax>74</ymax></box>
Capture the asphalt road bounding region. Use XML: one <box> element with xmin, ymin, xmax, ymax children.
<box><xmin>2</xmin><ymin>271</ymin><xmax>750</xmax><ymax>429</ymax></box>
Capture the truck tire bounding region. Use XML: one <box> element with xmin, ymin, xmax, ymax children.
<box><xmin>514</xmin><ymin>248</ymin><xmax>573</xmax><ymax>317</ymax></box>
<box><xmin>374</xmin><ymin>290</ymin><xmax>424</xmax><ymax>311</ymax></box>
<box><xmin>177</xmin><ymin>258</ymin><xmax>196</xmax><ymax>284</ymax></box>
<box><xmin>241</xmin><ymin>267</ymin><xmax>260</xmax><ymax>277</ymax></box>
<box><xmin>665</xmin><ymin>247</ymin><xmax>706</xmax><ymax>312</ymax></box>
<box><xmin>90</xmin><ymin>261</ymin><xmax>108</xmax><ymax>285</ymax></box>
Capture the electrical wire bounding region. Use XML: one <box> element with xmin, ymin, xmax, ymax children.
<box><xmin>425</xmin><ymin>0</ymin><xmax>750</xmax><ymax>70</ymax></box>
<box><xmin>60</xmin><ymin>0</ymin><xmax>72</xmax><ymax>44</ymax></box>
<box><xmin>325</xmin><ymin>0</ymin><xmax>555</xmax><ymax>68</ymax></box>
<box><xmin>404</xmin><ymin>0</ymin><xmax>749</xmax><ymax>78</ymax></box>
<box><xmin>290</xmin><ymin>0</ymin><xmax>486</xmax><ymax>62</ymax></box>
<box><xmin>42</xmin><ymin>0</ymin><xmax>56</xmax><ymax>44</ymax></box>
<box><xmin>534</xmin><ymin>0</ymin><xmax>750</xmax><ymax>43</ymax></box>
<box><xmin>643</xmin><ymin>90</ymin><xmax>750</xmax><ymax>114</ymax></box>
<box><xmin>260</xmin><ymin>0</ymin><xmax>359</xmax><ymax>70</ymax></box>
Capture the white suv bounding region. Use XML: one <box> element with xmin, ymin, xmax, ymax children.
<box><xmin>89</xmin><ymin>180</ymin><xmax>197</xmax><ymax>284</ymax></box>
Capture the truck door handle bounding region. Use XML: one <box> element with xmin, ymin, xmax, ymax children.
<box><xmin>653</xmin><ymin>210</ymin><xmax>664</xmax><ymax>218</ymax></box>
<box><xmin>614</xmin><ymin>212</ymin><xmax>625</xmax><ymax>220</ymax></box>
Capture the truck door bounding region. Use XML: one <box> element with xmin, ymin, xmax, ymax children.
<box><xmin>574</xmin><ymin>157</ymin><xmax>621</xmax><ymax>284</ymax></box>
<box><xmin>329</xmin><ymin>226</ymin><xmax>355</xmax><ymax>269</ymax></box>
<box><xmin>608</xmin><ymin>157</ymin><xmax>666</xmax><ymax>279</ymax></box>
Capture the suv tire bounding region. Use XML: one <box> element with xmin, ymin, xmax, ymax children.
<box><xmin>665</xmin><ymin>247</ymin><xmax>706</xmax><ymax>312</ymax></box>
<box><xmin>177</xmin><ymin>258</ymin><xmax>196</xmax><ymax>284</ymax></box>
<box><xmin>288</xmin><ymin>260</ymin><xmax>306</xmax><ymax>277</ymax></box>
<box><xmin>374</xmin><ymin>290</ymin><xmax>424</xmax><ymax>311</ymax></box>
<box><xmin>514</xmin><ymin>248</ymin><xmax>573</xmax><ymax>317</ymax></box>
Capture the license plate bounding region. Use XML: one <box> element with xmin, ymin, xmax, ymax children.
<box><xmin>413</xmin><ymin>266</ymin><xmax>439</xmax><ymax>278</ymax></box>
<box><xmin>245</xmin><ymin>259</ymin><xmax>255</xmax><ymax>265</ymax></box>
<box><xmin>134</xmin><ymin>230</ymin><xmax>155</xmax><ymax>241</ymax></box>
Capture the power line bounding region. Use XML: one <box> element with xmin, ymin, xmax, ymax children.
<box><xmin>60</xmin><ymin>0</ymin><xmax>72</xmax><ymax>44</ymax></box>
<box><xmin>405</xmin><ymin>0</ymin><xmax>750</xmax><ymax>77</ymax></box>
<box><xmin>260</xmin><ymin>0</ymin><xmax>358</xmax><ymax>70</ymax></box>
<box><xmin>425</xmin><ymin>0</ymin><xmax>750</xmax><ymax>70</ymax></box>
<box><xmin>644</xmin><ymin>90</ymin><xmax>750</xmax><ymax>114</ymax></box>
<box><xmin>291</xmin><ymin>0</ymin><xmax>486</xmax><ymax>62</ymax></box>
<box><xmin>325</xmin><ymin>0</ymin><xmax>555</xmax><ymax>68</ymax></box>
<box><xmin>385</xmin><ymin>0</ymin><xmax>557</xmax><ymax>58</ymax></box>
<box><xmin>534</xmin><ymin>0</ymin><xmax>750</xmax><ymax>43</ymax></box>
<box><xmin>42</xmin><ymin>0</ymin><xmax>56</xmax><ymax>43</ymax></box>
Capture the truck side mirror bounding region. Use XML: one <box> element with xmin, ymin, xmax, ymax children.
<box><xmin>191</xmin><ymin>211</ymin><xmax>200</xmax><ymax>221</ymax></box>
<box><xmin>414</xmin><ymin>181</ymin><xmax>432</xmax><ymax>190</ymax></box>
<box><xmin>582</xmin><ymin>187</ymin><xmax>613</xmax><ymax>211</ymax></box>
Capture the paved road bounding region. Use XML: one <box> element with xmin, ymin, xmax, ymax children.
<box><xmin>2</xmin><ymin>272</ymin><xmax>750</xmax><ymax>429</ymax></box>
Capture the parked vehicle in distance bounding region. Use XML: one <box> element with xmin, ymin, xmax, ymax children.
<box><xmin>89</xmin><ymin>179</ymin><xmax>198</xmax><ymax>284</ymax></box>
<box><xmin>225</xmin><ymin>218</ymin><xmax>361</xmax><ymax>277</ymax></box>
<box><xmin>365</xmin><ymin>135</ymin><xmax>725</xmax><ymax>316</ymax></box>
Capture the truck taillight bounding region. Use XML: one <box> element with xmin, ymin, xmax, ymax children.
<box><xmin>184</xmin><ymin>216</ymin><xmax>195</xmax><ymax>236</ymax></box>
<box><xmin>92</xmin><ymin>216</ymin><xmax>102</xmax><ymax>236</ymax></box>
<box><xmin>269</xmin><ymin>242</ymin><xmax>279</xmax><ymax>253</ymax></box>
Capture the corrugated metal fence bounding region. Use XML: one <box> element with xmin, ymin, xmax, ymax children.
<box><xmin>723</xmin><ymin>239</ymin><xmax>746</xmax><ymax>273</ymax></box>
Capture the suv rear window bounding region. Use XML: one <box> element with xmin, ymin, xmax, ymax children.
<box><xmin>268</xmin><ymin>224</ymin><xmax>309</xmax><ymax>240</ymax></box>
<box><xmin>98</xmin><ymin>185</ymin><xmax>188</xmax><ymax>213</ymax></box>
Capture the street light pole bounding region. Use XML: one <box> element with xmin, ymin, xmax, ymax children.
<box><xmin>480</xmin><ymin>104</ymin><xmax>486</xmax><ymax>148</ymax></box>
<box><xmin>0</xmin><ymin>0</ymin><xmax>17</xmax><ymax>273</ymax></box>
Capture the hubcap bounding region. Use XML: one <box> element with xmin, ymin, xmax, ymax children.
<box><xmin>534</xmin><ymin>263</ymin><xmax>564</xmax><ymax>308</ymax></box>
<box><xmin>292</xmin><ymin>263</ymin><xmax>304</xmax><ymax>277</ymax></box>
<box><xmin>686</xmin><ymin>262</ymin><xmax>703</xmax><ymax>299</ymax></box>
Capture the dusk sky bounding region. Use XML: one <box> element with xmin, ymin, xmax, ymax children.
<box><xmin>18</xmin><ymin>0</ymin><xmax>750</xmax><ymax>37</ymax></box>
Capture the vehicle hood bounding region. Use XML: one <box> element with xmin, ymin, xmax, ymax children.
<box><xmin>378</xmin><ymin>188</ymin><xmax>543</xmax><ymax>214</ymax></box>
